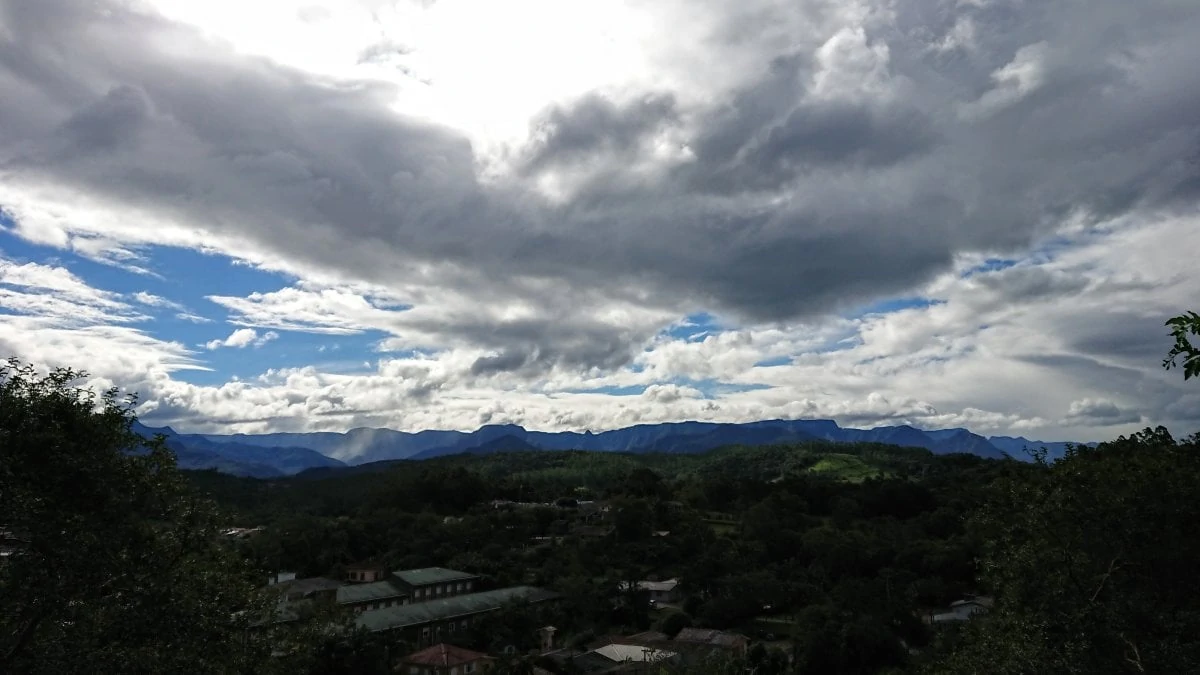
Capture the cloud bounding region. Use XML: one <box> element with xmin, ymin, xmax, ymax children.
<box><xmin>0</xmin><ymin>0</ymin><xmax>1197</xmax><ymax>441</ymax></box>
<box><xmin>1065</xmin><ymin>398</ymin><xmax>1142</xmax><ymax>426</ymax></box>
<box><xmin>132</xmin><ymin>291</ymin><xmax>184</xmax><ymax>311</ymax></box>
<box><xmin>0</xmin><ymin>256</ymin><xmax>146</xmax><ymax>325</ymax></box>
<box><xmin>205</xmin><ymin>328</ymin><xmax>279</xmax><ymax>350</ymax></box>
<box><xmin>2</xmin><ymin>0</ymin><xmax>1197</xmax><ymax>341</ymax></box>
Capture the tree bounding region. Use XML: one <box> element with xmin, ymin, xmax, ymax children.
<box><xmin>928</xmin><ymin>429</ymin><xmax>1200</xmax><ymax>674</ymax></box>
<box><xmin>0</xmin><ymin>360</ymin><xmax>269</xmax><ymax>673</ymax></box>
<box><xmin>1164</xmin><ymin>310</ymin><xmax>1200</xmax><ymax>379</ymax></box>
<box><xmin>658</xmin><ymin>611</ymin><xmax>692</xmax><ymax>638</ymax></box>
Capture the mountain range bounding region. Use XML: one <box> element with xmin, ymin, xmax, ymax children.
<box><xmin>131</xmin><ymin>419</ymin><xmax>1090</xmax><ymax>478</ymax></box>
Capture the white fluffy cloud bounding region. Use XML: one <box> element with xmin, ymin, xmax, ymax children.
<box><xmin>0</xmin><ymin>0</ymin><xmax>1198</xmax><ymax>442</ymax></box>
<box><xmin>205</xmin><ymin>328</ymin><xmax>279</xmax><ymax>350</ymax></box>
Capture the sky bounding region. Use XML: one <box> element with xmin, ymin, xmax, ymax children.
<box><xmin>1</xmin><ymin>0</ymin><xmax>1198</xmax><ymax>441</ymax></box>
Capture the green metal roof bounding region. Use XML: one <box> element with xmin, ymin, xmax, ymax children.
<box><xmin>354</xmin><ymin>586</ymin><xmax>560</xmax><ymax>633</ymax></box>
<box><xmin>392</xmin><ymin>567</ymin><xmax>480</xmax><ymax>587</ymax></box>
<box><xmin>336</xmin><ymin>580</ymin><xmax>407</xmax><ymax>605</ymax></box>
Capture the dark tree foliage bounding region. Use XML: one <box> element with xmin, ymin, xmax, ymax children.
<box><xmin>0</xmin><ymin>360</ymin><xmax>269</xmax><ymax>673</ymax></box>
<box><xmin>927</xmin><ymin>428</ymin><xmax>1200</xmax><ymax>674</ymax></box>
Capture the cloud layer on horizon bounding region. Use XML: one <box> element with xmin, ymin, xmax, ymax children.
<box><xmin>0</xmin><ymin>0</ymin><xmax>1198</xmax><ymax>441</ymax></box>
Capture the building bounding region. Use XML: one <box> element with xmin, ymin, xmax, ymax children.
<box><xmin>537</xmin><ymin>625</ymin><xmax>557</xmax><ymax>653</ymax></box>
<box><xmin>930</xmin><ymin>596</ymin><xmax>994</xmax><ymax>624</ymax></box>
<box><xmin>355</xmin><ymin>586</ymin><xmax>561</xmax><ymax>646</ymax></box>
<box><xmin>401</xmin><ymin>643</ymin><xmax>493</xmax><ymax>675</ymax></box>
<box><xmin>337</xmin><ymin>579</ymin><xmax>409</xmax><ymax>612</ymax></box>
<box><xmin>672</xmin><ymin>628</ymin><xmax>750</xmax><ymax>657</ymax></box>
<box><xmin>337</xmin><ymin>566</ymin><xmax>479</xmax><ymax>612</ymax></box>
<box><xmin>618</xmin><ymin>578</ymin><xmax>682</xmax><ymax>604</ymax></box>
<box><xmin>394</xmin><ymin>567</ymin><xmax>482</xmax><ymax>602</ymax></box>
<box><xmin>554</xmin><ymin>642</ymin><xmax>678</xmax><ymax>674</ymax></box>
<box><xmin>345</xmin><ymin>562</ymin><xmax>387</xmax><ymax>583</ymax></box>
<box><xmin>271</xmin><ymin>576</ymin><xmax>342</xmax><ymax>604</ymax></box>
<box><xmin>222</xmin><ymin>526</ymin><xmax>264</xmax><ymax>540</ymax></box>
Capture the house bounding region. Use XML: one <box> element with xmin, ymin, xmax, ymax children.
<box><xmin>672</xmin><ymin>628</ymin><xmax>750</xmax><ymax>656</ymax></box>
<box><xmin>394</xmin><ymin>567</ymin><xmax>482</xmax><ymax>602</ymax></box>
<box><xmin>562</xmin><ymin>643</ymin><xmax>678</xmax><ymax>674</ymax></box>
<box><xmin>267</xmin><ymin>571</ymin><xmax>297</xmax><ymax>586</ymax></box>
<box><xmin>222</xmin><ymin>526</ymin><xmax>264</xmax><ymax>539</ymax></box>
<box><xmin>930</xmin><ymin>596</ymin><xmax>994</xmax><ymax>624</ymax></box>
<box><xmin>345</xmin><ymin>562</ymin><xmax>386</xmax><ymax>584</ymax></box>
<box><xmin>355</xmin><ymin>585</ymin><xmax>561</xmax><ymax>646</ymax></box>
<box><xmin>338</xmin><ymin>566</ymin><xmax>481</xmax><ymax>612</ymax></box>
<box><xmin>257</xmin><ymin>576</ymin><xmax>343</xmax><ymax>627</ymax></box>
<box><xmin>617</xmin><ymin>579</ymin><xmax>682</xmax><ymax>604</ymax></box>
<box><xmin>271</xmin><ymin>576</ymin><xmax>342</xmax><ymax>604</ymax></box>
<box><xmin>401</xmin><ymin>643</ymin><xmax>493</xmax><ymax>675</ymax></box>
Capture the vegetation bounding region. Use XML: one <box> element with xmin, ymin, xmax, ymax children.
<box><xmin>1165</xmin><ymin>310</ymin><xmax>1200</xmax><ymax>380</ymax></box>
<box><xmin>0</xmin><ymin>360</ymin><xmax>267</xmax><ymax>673</ymax></box>
<box><xmin>2</xmin><ymin>313</ymin><xmax>1199</xmax><ymax>673</ymax></box>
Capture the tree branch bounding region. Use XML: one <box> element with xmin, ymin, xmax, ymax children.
<box><xmin>1090</xmin><ymin>555</ymin><xmax>1121</xmax><ymax>603</ymax></box>
<box><xmin>2</xmin><ymin>611</ymin><xmax>44</xmax><ymax>666</ymax></box>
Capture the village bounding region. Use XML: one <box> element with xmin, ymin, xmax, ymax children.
<box><xmin>255</xmin><ymin>490</ymin><xmax>993</xmax><ymax>675</ymax></box>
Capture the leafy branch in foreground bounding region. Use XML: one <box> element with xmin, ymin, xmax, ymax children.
<box><xmin>1164</xmin><ymin>311</ymin><xmax>1200</xmax><ymax>380</ymax></box>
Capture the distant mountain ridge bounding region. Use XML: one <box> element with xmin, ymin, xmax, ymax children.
<box><xmin>132</xmin><ymin>418</ymin><xmax>1091</xmax><ymax>477</ymax></box>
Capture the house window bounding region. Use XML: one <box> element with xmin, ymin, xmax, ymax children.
<box><xmin>465</xmin><ymin>664</ymin><xmax>474</xmax><ymax>673</ymax></box>
<box><xmin>409</xmin><ymin>667</ymin><xmax>419</xmax><ymax>675</ymax></box>
<box><xmin>466</xmin><ymin>582</ymin><xmax>473</xmax><ymax>591</ymax></box>
<box><xmin>449</xmin><ymin>622</ymin><xmax>456</xmax><ymax>634</ymax></box>
<box><xmin>451</xmin><ymin>667</ymin><xmax>458</xmax><ymax>675</ymax></box>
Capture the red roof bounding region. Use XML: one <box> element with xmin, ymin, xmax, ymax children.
<box><xmin>404</xmin><ymin>643</ymin><xmax>490</xmax><ymax>667</ymax></box>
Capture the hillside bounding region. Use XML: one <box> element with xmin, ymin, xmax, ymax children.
<box><xmin>141</xmin><ymin>417</ymin><xmax>1090</xmax><ymax>476</ymax></box>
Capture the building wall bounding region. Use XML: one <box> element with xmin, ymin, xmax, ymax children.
<box><xmin>348</xmin><ymin>569</ymin><xmax>385</xmax><ymax>583</ymax></box>
<box><xmin>402</xmin><ymin>657</ymin><xmax>490</xmax><ymax>675</ymax></box>
<box><xmin>408</xmin><ymin>579</ymin><xmax>477</xmax><ymax>602</ymax></box>
<box><xmin>347</xmin><ymin>596</ymin><xmax>408</xmax><ymax>613</ymax></box>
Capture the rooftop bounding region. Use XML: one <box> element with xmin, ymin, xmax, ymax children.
<box><xmin>355</xmin><ymin>586</ymin><xmax>561</xmax><ymax>633</ymax></box>
<box><xmin>273</xmin><ymin>577</ymin><xmax>342</xmax><ymax>597</ymax></box>
<box><xmin>336</xmin><ymin>580</ymin><xmax>407</xmax><ymax>605</ymax></box>
<box><xmin>950</xmin><ymin>596</ymin><xmax>995</xmax><ymax>608</ymax></box>
<box><xmin>404</xmin><ymin>643</ymin><xmax>490</xmax><ymax>667</ymax></box>
<box><xmin>674</xmin><ymin>628</ymin><xmax>749</xmax><ymax>648</ymax></box>
<box><xmin>393</xmin><ymin>567</ymin><xmax>480</xmax><ymax>587</ymax></box>
<box><xmin>593</xmin><ymin>644</ymin><xmax>676</xmax><ymax>664</ymax></box>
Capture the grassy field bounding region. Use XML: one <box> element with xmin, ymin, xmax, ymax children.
<box><xmin>807</xmin><ymin>453</ymin><xmax>889</xmax><ymax>482</ymax></box>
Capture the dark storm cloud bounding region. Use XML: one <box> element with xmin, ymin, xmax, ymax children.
<box><xmin>518</xmin><ymin>92</ymin><xmax>678</xmax><ymax>173</ymax></box>
<box><xmin>2</xmin><ymin>0</ymin><xmax>1200</xmax><ymax>376</ymax></box>
<box><xmin>58</xmin><ymin>85</ymin><xmax>151</xmax><ymax>155</ymax></box>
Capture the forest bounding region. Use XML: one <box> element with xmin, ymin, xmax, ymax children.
<box><xmin>1</xmin><ymin>305</ymin><xmax>1199</xmax><ymax>675</ymax></box>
